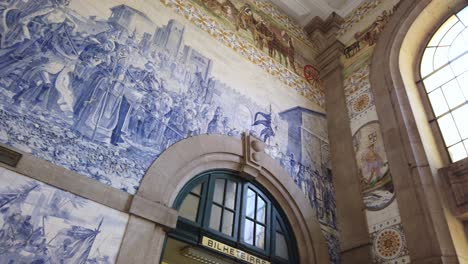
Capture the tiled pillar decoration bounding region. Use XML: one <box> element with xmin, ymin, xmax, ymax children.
<box><xmin>339</xmin><ymin>0</ymin><xmax>411</xmax><ymax>263</ymax></box>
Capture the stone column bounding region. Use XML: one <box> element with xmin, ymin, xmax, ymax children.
<box><xmin>317</xmin><ymin>41</ymin><xmax>372</xmax><ymax>263</ymax></box>
<box><xmin>116</xmin><ymin>195</ymin><xmax>178</xmax><ymax>264</ymax></box>
<box><xmin>116</xmin><ymin>216</ymin><xmax>161</xmax><ymax>264</ymax></box>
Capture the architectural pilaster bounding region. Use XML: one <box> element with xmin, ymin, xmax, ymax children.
<box><xmin>317</xmin><ymin>41</ymin><xmax>372</xmax><ymax>263</ymax></box>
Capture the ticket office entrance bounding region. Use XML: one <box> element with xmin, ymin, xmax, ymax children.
<box><xmin>160</xmin><ymin>170</ymin><xmax>298</xmax><ymax>264</ymax></box>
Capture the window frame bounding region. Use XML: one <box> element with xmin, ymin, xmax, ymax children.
<box><xmin>239</xmin><ymin>183</ymin><xmax>271</xmax><ymax>255</ymax></box>
<box><xmin>272</xmin><ymin>208</ymin><xmax>294</xmax><ymax>263</ymax></box>
<box><xmin>203</xmin><ymin>172</ymin><xmax>242</xmax><ymax>241</ymax></box>
<box><xmin>170</xmin><ymin>170</ymin><xmax>298</xmax><ymax>264</ymax></box>
<box><xmin>417</xmin><ymin>5</ymin><xmax>468</xmax><ymax>164</ymax></box>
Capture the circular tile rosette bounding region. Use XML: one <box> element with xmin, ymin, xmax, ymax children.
<box><xmin>374</xmin><ymin>228</ymin><xmax>403</xmax><ymax>260</ymax></box>
<box><xmin>352</xmin><ymin>93</ymin><xmax>371</xmax><ymax>113</ymax></box>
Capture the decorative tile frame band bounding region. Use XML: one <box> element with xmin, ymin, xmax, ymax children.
<box><xmin>252</xmin><ymin>0</ymin><xmax>317</xmax><ymax>47</ymax></box>
<box><xmin>161</xmin><ymin>0</ymin><xmax>325</xmax><ymax>108</ymax></box>
<box><xmin>337</xmin><ymin>0</ymin><xmax>382</xmax><ymax>37</ymax></box>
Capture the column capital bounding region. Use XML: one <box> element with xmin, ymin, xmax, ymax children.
<box><xmin>305</xmin><ymin>12</ymin><xmax>344</xmax><ymax>36</ymax></box>
<box><xmin>316</xmin><ymin>41</ymin><xmax>345</xmax><ymax>79</ymax></box>
<box><xmin>305</xmin><ymin>13</ymin><xmax>343</xmax><ymax>53</ymax></box>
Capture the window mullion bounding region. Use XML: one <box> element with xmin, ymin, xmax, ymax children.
<box><xmin>418</xmin><ymin>49</ymin><xmax>468</xmax><ymax>83</ymax></box>
<box><xmin>219</xmin><ymin>180</ymin><xmax>227</xmax><ymax>232</ymax></box>
<box><xmin>173</xmin><ymin>171</ymin><xmax>297</xmax><ymax>263</ymax></box>
<box><xmin>428</xmin><ymin>97</ymin><xmax>468</xmax><ymax>122</ymax></box>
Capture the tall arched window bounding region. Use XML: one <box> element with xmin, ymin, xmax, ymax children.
<box><xmin>420</xmin><ymin>6</ymin><xmax>468</xmax><ymax>162</ymax></box>
<box><xmin>161</xmin><ymin>170</ymin><xmax>298</xmax><ymax>264</ymax></box>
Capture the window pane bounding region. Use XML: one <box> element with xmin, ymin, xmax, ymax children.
<box><xmin>438</xmin><ymin>114</ymin><xmax>461</xmax><ymax>146</ymax></box>
<box><xmin>458</xmin><ymin>6</ymin><xmax>468</xmax><ymax>26</ymax></box>
<box><xmin>276</xmin><ymin>218</ymin><xmax>283</xmax><ymax>232</ymax></box>
<box><xmin>244</xmin><ymin>219</ymin><xmax>254</xmax><ymax>245</ymax></box>
<box><xmin>225</xmin><ymin>181</ymin><xmax>237</xmax><ymax>210</ymax></box>
<box><xmin>463</xmin><ymin>139</ymin><xmax>468</xmax><ymax>158</ymax></box>
<box><xmin>428</xmin><ymin>16</ymin><xmax>458</xmax><ymax>47</ymax></box>
<box><xmin>448</xmin><ymin>142</ymin><xmax>467</xmax><ymax>162</ymax></box>
<box><xmin>452</xmin><ymin>104</ymin><xmax>468</xmax><ymax>139</ymax></box>
<box><xmin>256</xmin><ymin>197</ymin><xmax>266</xmax><ymax>223</ymax></box>
<box><xmin>440</xmin><ymin>21</ymin><xmax>464</xmax><ymax>46</ymax></box>
<box><xmin>275</xmin><ymin>233</ymin><xmax>289</xmax><ymax>260</ymax></box>
<box><xmin>457</xmin><ymin>71</ymin><xmax>468</xmax><ymax>99</ymax></box>
<box><xmin>209</xmin><ymin>204</ymin><xmax>222</xmax><ymax>231</ymax></box>
<box><xmin>423</xmin><ymin>64</ymin><xmax>454</xmax><ymax>92</ymax></box>
<box><xmin>213</xmin><ymin>179</ymin><xmax>225</xmax><ymax>204</ymax></box>
<box><xmin>221</xmin><ymin>210</ymin><xmax>234</xmax><ymax>236</ymax></box>
<box><xmin>441</xmin><ymin>79</ymin><xmax>465</xmax><ymax>108</ymax></box>
<box><xmin>179</xmin><ymin>194</ymin><xmax>200</xmax><ymax>222</ymax></box>
<box><xmin>191</xmin><ymin>183</ymin><xmax>202</xmax><ymax>195</ymax></box>
<box><xmin>434</xmin><ymin>46</ymin><xmax>449</xmax><ymax>69</ymax></box>
<box><xmin>462</xmin><ymin>28</ymin><xmax>468</xmax><ymax>46</ymax></box>
<box><xmin>246</xmin><ymin>188</ymin><xmax>255</xmax><ymax>218</ymax></box>
<box><xmin>448</xmin><ymin>29</ymin><xmax>468</xmax><ymax>60</ymax></box>
<box><xmin>421</xmin><ymin>47</ymin><xmax>436</xmax><ymax>78</ymax></box>
<box><xmin>428</xmin><ymin>88</ymin><xmax>449</xmax><ymax>116</ymax></box>
<box><xmin>450</xmin><ymin>52</ymin><xmax>468</xmax><ymax>75</ymax></box>
<box><xmin>255</xmin><ymin>224</ymin><xmax>265</xmax><ymax>249</ymax></box>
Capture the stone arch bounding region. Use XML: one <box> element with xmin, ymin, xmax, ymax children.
<box><xmin>369</xmin><ymin>0</ymin><xmax>467</xmax><ymax>262</ymax></box>
<box><xmin>134</xmin><ymin>134</ymin><xmax>330</xmax><ymax>264</ymax></box>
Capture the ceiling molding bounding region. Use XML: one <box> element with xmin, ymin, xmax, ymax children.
<box><xmin>270</xmin><ymin>0</ymin><xmax>366</xmax><ymax>27</ymax></box>
<box><xmin>304</xmin><ymin>12</ymin><xmax>344</xmax><ymax>35</ymax></box>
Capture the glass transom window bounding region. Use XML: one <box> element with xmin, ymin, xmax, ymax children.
<box><xmin>171</xmin><ymin>171</ymin><xmax>297</xmax><ymax>264</ymax></box>
<box><xmin>421</xmin><ymin>6</ymin><xmax>468</xmax><ymax>162</ymax></box>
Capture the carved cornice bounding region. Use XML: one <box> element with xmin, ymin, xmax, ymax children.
<box><xmin>304</xmin><ymin>12</ymin><xmax>344</xmax><ymax>36</ymax></box>
<box><xmin>306</xmin><ymin>13</ymin><xmax>344</xmax><ymax>71</ymax></box>
<box><xmin>316</xmin><ymin>41</ymin><xmax>345</xmax><ymax>79</ymax></box>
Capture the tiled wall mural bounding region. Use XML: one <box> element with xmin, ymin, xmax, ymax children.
<box><xmin>337</xmin><ymin>0</ymin><xmax>382</xmax><ymax>38</ymax></box>
<box><xmin>339</xmin><ymin>0</ymin><xmax>411</xmax><ymax>263</ymax></box>
<box><xmin>0</xmin><ymin>0</ymin><xmax>338</xmax><ymax>261</ymax></box>
<box><xmin>161</xmin><ymin>0</ymin><xmax>324</xmax><ymax>106</ymax></box>
<box><xmin>251</xmin><ymin>0</ymin><xmax>316</xmax><ymax>46</ymax></box>
<box><xmin>0</xmin><ymin>167</ymin><xmax>128</xmax><ymax>264</ymax></box>
<box><xmin>179</xmin><ymin>0</ymin><xmax>318</xmax><ymax>77</ymax></box>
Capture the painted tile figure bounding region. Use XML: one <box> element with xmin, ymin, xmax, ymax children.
<box><xmin>195</xmin><ymin>0</ymin><xmax>303</xmax><ymax>74</ymax></box>
<box><xmin>0</xmin><ymin>168</ymin><xmax>128</xmax><ymax>264</ymax></box>
<box><xmin>353</xmin><ymin>121</ymin><xmax>395</xmax><ymax>210</ymax></box>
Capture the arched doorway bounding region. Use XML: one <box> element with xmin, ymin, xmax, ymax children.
<box><xmin>115</xmin><ymin>134</ymin><xmax>329</xmax><ymax>264</ymax></box>
<box><xmin>161</xmin><ymin>170</ymin><xmax>298</xmax><ymax>264</ymax></box>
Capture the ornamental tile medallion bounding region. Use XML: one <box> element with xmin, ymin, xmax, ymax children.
<box><xmin>371</xmin><ymin>224</ymin><xmax>410</xmax><ymax>264</ymax></box>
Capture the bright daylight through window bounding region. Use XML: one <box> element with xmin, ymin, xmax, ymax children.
<box><xmin>421</xmin><ymin>6</ymin><xmax>468</xmax><ymax>162</ymax></box>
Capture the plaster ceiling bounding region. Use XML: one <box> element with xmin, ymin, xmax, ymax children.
<box><xmin>270</xmin><ymin>0</ymin><xmax>366</xmax><ymax>26</ymax></box>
